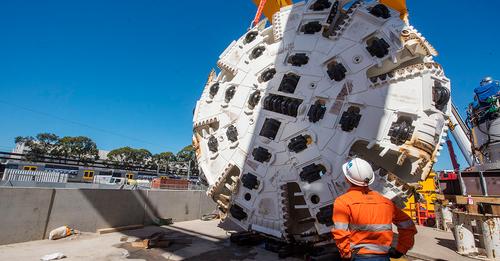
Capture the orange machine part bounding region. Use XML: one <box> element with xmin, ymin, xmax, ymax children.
<box><xmin>251</xmin><ymin>0</ymin><xmax>293</xmax><ymax>24</ymax></box>
<box><xmin>380</xmin><ymin>0</ymin><xmax>408</xmax><ymax>21</ymax></box>
<box><xmin>251</xmin><ymin>1</ymin><xmax>406</xmax><ymax>23</ymax></box>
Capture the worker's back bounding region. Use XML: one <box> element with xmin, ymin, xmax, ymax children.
<box><xmin>333</xmin><ymin>186</ymin><xmax>416</xmax><ymax>259</ymax></box>
<box><xmin>335</xmin><ymin>187</ymin><xmax>395</xmax><ymax>253</ymax></box>
<box><xmin>341</xmin><ymin>187</ymin><xmax>395</xmax><ymax>229</ymax></box>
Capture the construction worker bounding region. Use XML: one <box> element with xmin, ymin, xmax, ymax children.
<box><xmin>332</xmin><ymin>158</ymin><xmax>417</xmax><ymax>260</ymax></box>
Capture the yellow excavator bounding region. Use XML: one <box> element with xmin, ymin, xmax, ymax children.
<box><xmin>251</xmin><ymin>0</ymin><xmax>408</xmax><ymax>24</ymax></box>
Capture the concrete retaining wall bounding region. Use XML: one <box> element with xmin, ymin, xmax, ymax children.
<box><xmin>0</xmin><ymin>187</ymin><xmax>217</xmax><ymax>245</ymax></box>
<box><xmin>0</xmin><ymin>188</ymin><xmax>54</xmax><ymax>245</ymax></box>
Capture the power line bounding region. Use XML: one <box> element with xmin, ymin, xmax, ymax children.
<box><xmin>0</xmin><ymin>99</ymin><xmax>163</xmax><ymax>149</ymax></box>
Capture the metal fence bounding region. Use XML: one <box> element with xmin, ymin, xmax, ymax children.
<box><xmin>2</xmin><ymin>168</ymin><xmax>68</xmax><ymax>183</ymax></box>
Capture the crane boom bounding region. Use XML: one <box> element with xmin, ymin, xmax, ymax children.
<box><xmin>448</xmin><ymin>100</ymin><xmax>474</xmax><ymax>167</ymax></box>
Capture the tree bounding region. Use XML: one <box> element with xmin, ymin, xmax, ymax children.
<box><xmin>107</xmin><ymin>147</ymin><xmax>134</xmax><ymax>166</ymax></box>
<box><xmin>15</xmin><ymin>136</ymin><xmax>40</xmax><ymax>161</ymax></box>
<box><xmin>54</xmin><ymin>136</ymin><xmax>98</xmax><ymax>161</ymax></box>
<box><xmin>15</xmin><ymin>133</ymin><xmax>60</xmax><ymax>161</ymax></box>
<box><xmin>154</xmin><ymin>152</ymin><xmax>176</xmax><ymax>163</ymax></box>
<box><xmin>15</xmin><ymin>133</ymin><xmax>98</xmax><ymax>163</ymax></box>
<box><xmin>134</xmin><ymin>149</ymin><xmax>153</xmax><ymax>166</ymax></box>
<box><xmin>107</xmin><ymin>147</ymin><xmax>152</xmax><ymax>168</ymax></box>
<box><xmin>36</xmin><ymin>133</ymin><xmax>59</xmax><ymax>148</ymax></box>
<box><xmin>176</xmin><ymin>145</ymin><xmax>195</xmax><ymax>162</ymax></box>
<box><xmin>152</xmin><ymin>151</ymin><xmax>176</xmax><ymax>171</ymax></box>
<box><xmin>15</xmin><ymin>136</ymin><xmax>27</xmax><ymax>144</ymax></box>
<box><xmin>36</xmin><ymin>133</ymin><xmax>60</xmax><ymax>157</ymax></box>
<box><xmin>176</xmin><ymin>145</ymin><xmax>199</xmax><ymax>177</ymax></box>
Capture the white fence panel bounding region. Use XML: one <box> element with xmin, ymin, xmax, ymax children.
<box><xmin>3</xmin><ymin>169</ymin><xmax>68</xmax><ymax>183</ymax></box>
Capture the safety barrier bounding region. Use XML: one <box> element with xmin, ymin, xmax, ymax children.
<box><xmin>0</xmin><ymin>187</ymin><xmax>217</xmax><ymax>245</ymax></box>
<box><xmin>2</xmin><ymin>169</ymin><xmax>68</xmax><ymax>183</ymax></box>
<box><xmin>451</xmin><ymin>211</ymin><xmax>499</xmax><ymax>260</ymax></box>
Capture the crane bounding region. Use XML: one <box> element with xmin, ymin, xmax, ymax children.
<box><xmin>448</xmin><ymin>101</ymin><xmax>475</xmax><ymax>167</ymax></box>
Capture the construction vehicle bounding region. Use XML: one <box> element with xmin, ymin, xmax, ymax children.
<box><xmin>192</xmin><ymin>0</ymin><xmax>452</xmax><ymax>245</ymax></box>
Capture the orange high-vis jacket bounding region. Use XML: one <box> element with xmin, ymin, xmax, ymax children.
<box><xmin>332</xmin><ymin>186</ymin><xmax>417</xmax><ymax>258</ymax></box>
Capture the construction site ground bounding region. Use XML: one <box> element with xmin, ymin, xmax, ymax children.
<box><xmin>0</xmin><ymin>219</ymin><xmax>474</xmax><ymax>261</ymax></box>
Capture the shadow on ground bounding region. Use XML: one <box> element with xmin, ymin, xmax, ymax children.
<box><xmin>435</xmin><ymin>237</ymin><xmax>457</xmax><ymax>252</ymax></box>
<box><xmin>111</xmin><ymin>220</ymin><xmax>298</xmax><ymax>261</ymax></box>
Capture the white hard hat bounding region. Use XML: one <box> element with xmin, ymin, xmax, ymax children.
<box><xmin>342</xmin><ymin>158</ymin><xmax>375</xmax><ymax>187</ymax></box>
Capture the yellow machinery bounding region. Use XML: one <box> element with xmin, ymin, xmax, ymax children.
<box><xmin>404</xmin><ymin>172</ymin><xmax>439</xmax><ymax>226</ymax></box>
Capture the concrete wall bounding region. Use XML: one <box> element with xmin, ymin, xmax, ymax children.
<box><xmin>0</xmin><ymin>188</ymin><xmax>54</xmax><ymax>245</ymax></box>
<box><xmin>45</xmin><ymin>189</ymin><xmax>148</xmax><ymax>233</ymax></box>
<box><xmin>0</xmin><ymin>187</ymin><xmax>217</xmax><ymax>245</ymax></box>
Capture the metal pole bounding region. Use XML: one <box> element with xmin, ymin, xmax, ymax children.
<box><xmin>478</xmin><ymin>171</ymin><xmax>489</xmax><ymax>196</ymax></box>
<box><xmin>458</xmin><ymin>171</ymin><xmax>467</xmax><ymax>196</ymax></box>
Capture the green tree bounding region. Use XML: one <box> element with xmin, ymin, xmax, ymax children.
<box><xmin>15</xmin><ymin>133</ymin><xmax>60</xmax><ymax>161</ymax></box>
<box><xmin>37</xmin><ymin>133</ymin><xmax>60</xmax><ymax>157</ymax></box>
<box><xmin>107</xmin><ymin>147</ymin><xmax>152</xmax><ymax>168</ymax></box>
<box><xmin>15</xmin><ymin>136</ymin><xmax>40</xmax><ymax>161</ymax></box>
<box><xmin>154</xmin><ymin>152</ymin><xmax>176</xmax><ymax>163</ymax></box>
<box><xmin>176</xmin><ymin>145</ymin><xmax>195</xmax><ymax>162</ymax></box>
<box><xmin>134</xmin><ymin>149</ymin><xmax>153</xmax><ymax>166</ymax></box>
<box><xmin>36</xmin><ymin>133</ymin><xmax>59</xmax><ymax>148</ymax></box>
<box><xmin>107</xmin><ymin>147</ymin><xmax>134</xmax><ymax>166</ymax></box>
<box><xmin>176</xmin><ymin>145</ymin><xmax>199</xmax><ymax>176</ymax></box>
<box><xmin>15</xmin><ymin>133</ymin><xmax>98</xmax><ymax>162</ymax></box>
<box><xmin>14</xmin><ymin>136</ymin><xmax>26</xmax><ymax>144</ymax></box>
<box><xmin>55</xmin><ymin>136</ymin><xmax>98</xmax><ymax>161</ymax></box>
<box><xmin>152</xmin><ymin>151</ymin><xmax>176</xmax><ymax>170</ymax></box>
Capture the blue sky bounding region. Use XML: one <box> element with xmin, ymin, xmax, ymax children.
<box><xmin>0</xmin><ymin>0</ymin><xmax>498</xmax><ymax>170</ymax></box>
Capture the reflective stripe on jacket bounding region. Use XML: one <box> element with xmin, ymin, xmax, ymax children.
<box><xmin>332</xmin><ymin>186</ymin><xmax>417</xmax><ymax>258</ymax></box>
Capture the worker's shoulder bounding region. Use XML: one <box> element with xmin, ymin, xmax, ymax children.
<box><xmin>335</xmin><ymin>189</ymin><xmax>394</xmax><ymax>205</ymax></box>
<box><xmin>334</xmin><ymin>192</ymin><xmax>351</xmax><ymax>205</ymax></box>
<box><xmin>334</xmin><ymin>189</ymin><xmax>363</xmax><ymax>202</ymax></box>
<box><xmin>368</xmin><ymin>190</ymin><xmax>394</xmax><ymax>204</ymax></box>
